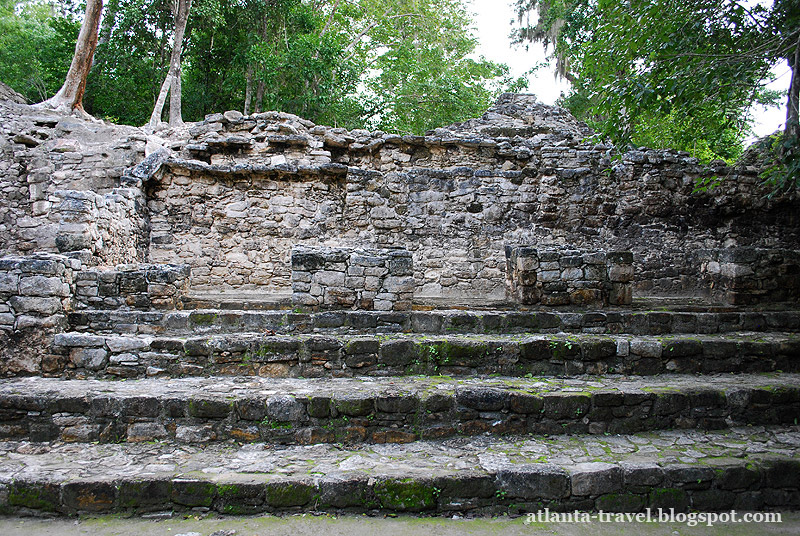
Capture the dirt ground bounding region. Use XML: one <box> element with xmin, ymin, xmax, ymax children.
<box><xmin>0</xmin><ymin>511</ymin><xmax>798</xmax><ymax>536</ymax></box>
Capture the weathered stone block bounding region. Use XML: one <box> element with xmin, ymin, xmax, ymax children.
<box><xmin>0</xmin><ymin>273</ymin><xmax>19</xmax><ymax>294</ymax></box>
<box><xmin>9</xmin><ymin>296</ymin><xmax>62</xmax><ymax>315</ymax></box>
<box><xmin>127</xmin><ymin>422</ymin><xmax>168</xmax><ymax>442</ymax></box>
<box><xmin>456</xmin><ymin>387</ymin><xmax>508</xmax><ymax>411</ymax></box>
<box><xmin>267</xmin><ymin>395</ymin><xmax>305</xmax><ymax>422</ymax></box>
<box><xmin>570</xmin><ymin>463</ymin><xmax>623</xmax><ymax>496</ymax></box>
<box><xmin>334</xmin><ymin>395</ymin><xmax>374</xmax><ymax>416</ymax></box>
<box><xmin>379</xmin><ymin>340</ymin><xmax>417</xmax><ymax>366</ymax></box>
<box><xmin>496</xmin><ymin>464</ymin><xmax>570</xmax><ymax>499</ymax></box>
<box><xmin>608</xmin><ymin>264</ymin><xmax>634</xmax><ymax>282</ymax></box>
<box><xmin>69</xmin><ymin>347</ymin><xmax>108</xmax><ymax>370</ymax></box>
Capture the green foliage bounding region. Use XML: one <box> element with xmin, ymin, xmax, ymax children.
<box><xmin>0</xmin><ymin>0</ymin><xmax>516</xmax><ymax>132</ymax></box>
<box><xmin>85</xmin><ymin>0</ymin><xmax>176</xmax><ymax>125</ymax></box>
<box><xmin>514</xmin><ymin>0</ymin><xmax>796</xmax><ymax>167</ymax></box>
<box><xmin>0</xmin><ymin>1</ymin><xmax>80</xmax><ymax>102</ymax></box>
<box><xmin>357</xmin><ymin>0</ymin><xmax>526</xmax><ymax>133</ymax></box>
<box><xmin>761</xmin><ymin>133</ymin><xmax>800</xmax><ymax>195</ymax></box>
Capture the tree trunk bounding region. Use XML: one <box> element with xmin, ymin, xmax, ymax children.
<box><xmin>168</xmin><ymin>63</ymin><xmax>183</xmax><ymax>125</ymax></box>
<box><xmin>244</xmin><ymin>64</ymin><xmax>254</xmax><ymax>115</ymax></box>
<box><xmin>38</xmin><ymin>0</ymin><xmax>103</xmax><ymax>113</ymax></box>
<box><xmin>93</xmin><ymin>0</ymin><xmax>118</xmax><ymax>65</ymax></box>
<box><xmin>255</xmin><ymin>80</ymin><xmax>265</xmax><ymax>113</ymax></box>
<box><xmin>148</xmin><ymin>0</ymin><xmax>192</xmax><ymax>128</ymax></box>
<box><xmin>786</xmin><ymin>35</ymin><xmax>800</xmax><ymax>140</ymax></box>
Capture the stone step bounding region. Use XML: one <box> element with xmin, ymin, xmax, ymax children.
<box><xmin>179</xmin><ymin>291</ymin><xmax>293</xmax><ymax>311</ymax></box>
<box><xmin>0</xmin><ymin>425</ymin><xmax>798</xmax><ymax>515</ymax></box>
<box><xmin>0</xmin><ymin>374</ymin><xmax>798</xmax><ymax>445</ymax></box>
<box><xmin>51</xmin><ymin>331</ymin><xmax>800</xmax><ymax>379</ymax></box>
<box><xmin>67</xmin><ymin>308</ymin><xmax>800</xmax><ymax>337</ymax></box>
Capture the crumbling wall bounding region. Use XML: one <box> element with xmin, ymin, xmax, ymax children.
<box><xmin>0</xmin><ymin>100</ymin><xmax>148</xmax><ymax>265</ymax></box>
<box><xmin>2</xmin><ymin>94</ymin><xmax>799</xmax><ymax>305</ymax></box>
<box><xmin>0</xmin><ymin>253</ymin><xmax>75</xmax><ymax>375</ymax></box>
<box><xmin>700</xmin><ymin>248</ymin><xmax>800</xmax><ymax>305</ymax></box>
<box><xmin>505</xmin><ymin>247</ymin><xmax>633</xmax><ymax>306</ymax></box>
<box><xmin>73</xmin><ymin>263</ymin><xmax>190</xmax><ymax>311</ymax></box>
<box><xmin>141</xmin><ymin>95</ymin><xmax>800</xmax><ymax>303</ymax></box>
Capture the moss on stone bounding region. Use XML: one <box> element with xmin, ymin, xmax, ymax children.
<box><xmin>595</xmin><ymin>492</ymin><xmax>645</xmax><ymax>512</ymax></box>
<box><xmin>374</xmin><ymin>478</ymin><xmax>439</xmax><ymax>511</ymax></box>
<box><xmin>189</xmin><ymin>313</ymin><xmax>217</xmax><ymax>326</ymax></box>
<box><xmin>649</xmin><ymin>487</ymin><xmax>688</xmax><ymax>510</ymax></box>
<box><xmin>265</xmin><ymin>481</ymin><xmax>314</xmax><ymax>508</ymax></box>
<box><xmin>7</xmin><ymin>483</ymin><xmax>59</xmax><ymax>512</ymax></box>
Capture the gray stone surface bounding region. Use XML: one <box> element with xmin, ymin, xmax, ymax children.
<box><xmin>0</xmin><ymin>425</ymin><xmax>797</xmax><ymax>515</ymax></box>
<box><xmin>48</xmin><ymin>328</ymin><xmax>800</xmax><ymax>379</ymax></box>
<box><xmin>0</xmin><ymin>373</ymin><xmax>797</xmax><ymax>444</ymax></box>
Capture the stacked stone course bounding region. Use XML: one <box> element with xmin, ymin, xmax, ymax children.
<box><xmin>700</xmin><ymin>247</ymin><xmax>800</xmax><ymax>305</ymax></box>
<box><xmin>73</xmin><ymin>263</ymin><xmax>190</xmax><ymax>311</ymax></box>
<box><xmin>505</xmin><ymin>247</ymin><xmax>633</xmax><ymax>306</ymax></box>
<box><xmin>291</xmin><ymin>246</ymin><xmax>413</xmax><ymax>311</ymax></box>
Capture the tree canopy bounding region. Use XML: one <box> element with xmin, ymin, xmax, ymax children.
<box><xmin>513</xmin><ymin>0</ymin><xmax>800</xmax><ymax>178</ymax></box>
<box><xmin>0</xmin><ymin>0</ymin><xmax>524</xmax><ymax>134</ymax></box>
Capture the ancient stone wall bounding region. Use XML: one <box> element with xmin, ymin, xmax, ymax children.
<box><xmin>146</xmin><ymin>163</ymin><xmax>347</xmax><ymax>291</ymax></box>
<box><xmin>0</xmin><ymin>253</ymin><xmax>75</xmax><ymax>375</ymax></box>
<box><xmin>139</xmin><ymin>95</ymin><xmax>800</xmax><ymax>304</ymax></box>
<box><xmin>2</xmin><ymin>94</ymin><xmax>799</xmax><ymax>305</ymax></box>
<box><xmin>0</xmin><ymin>251</ymin><xmax>189</xmax><ymax>374</ymax></box>
<box><xmin>505</xmin><ymin>247</ymin><xmax>633</xmax><ymax>306</ymax></box>
<box><xmin>73</xmin><ymin>263</ymin><xmax>190</xmax><ymax>311</ymax></box>
<box><xmin>291</xmin><ymin>246</ymin><xmax>413</xmax><ymax>311</ymax></box>
<box><xmin>0</xmin><ymin>101</ymin><xmax>148</xmax><ymax>265</ymax></box>
<box><xmin>700</xmin><ymin>248</ymin><xmax>800</xmax><ymax>305</ymax></box>
<box><xmin>48</xmin><ymin>189</ymin><xmax>148</xmax><ymax>266</ymax></box>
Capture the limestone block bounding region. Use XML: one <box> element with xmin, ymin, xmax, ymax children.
<box><xmin>570</xmin><ymin>463</ymin><xmax>624</xmax><ymax>496</ymax></box>
<box><xmin>608</xmin><ymin>264</ymin><xmax>634</xmax><ymax>283</ymax></box>
<box><xmin>313</xmin><ymin>270</ymin><xmax>345</xmax><ymax>287</ymax></box>
<box><xmin>382</xmin><ymin>276</ymin><xmax>414</xmax><ymax>293</ymax></box>
<box><xmin>720</xmin><ymin>263</ymin><xmax>754</xmax><ymax>278</ymax></box>
<box><xmin>630</xmin><ymin>339</ymin><xmax>662</xmax><ymax>358</ymax></box>
<box><xmin>539</xmin><ymin>270</ymin><xmax>560</xmax><ymax>282</ymax></box>
<box><xmin>267</xmin><ymin>395</ymin><xmax>305</xmax><ymax>422</ymax></box>
<box><xmin>19</xmin><ymin>275</ymin><xmax>70</xmax><ymax>298</ymax></box>
<box><xmin>609</xmin><ymin>283</ymin><xmax>632</xmax><ymax>305</ymax></box>
<box><xmin>561</xmin><ymin>267</ymin><xmax>583</xmax><ymax>281</ymax></box>
<box><xmin>70</xmin><ymin>347</ymin><xmax>108</xmax><ymax>370</ymax></box>
<box><xmin>0</xmin><ymin>273</ymin><xmax>19</xmax><ymax>294</ymax></box>
<box><xmin>9</xmin><ymin>296</ymin><xmax>62</xmax><ymax>315</ymax></box>
<box><xmin>106</xmin><ymin>336</ymin><xmax>150</xmax><ymax>353</ymax></box>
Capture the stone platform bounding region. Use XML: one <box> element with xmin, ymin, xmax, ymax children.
<box><xmin>1</xmin><ymin>94</ymin><xmax>800</xmax><ymax>518</ymax></box>
<box><xmin>0</xmin><ymin>426</ymin><xmax>798</xmax><ymax>515</ymax></box>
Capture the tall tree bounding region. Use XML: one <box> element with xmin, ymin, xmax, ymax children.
<box><xmin>0</xmin><ymin>0</ymin><xmax>81</xmax><ymax>103</ymax></box>
<box><xmin>512</xmin><ymin>0</ymin><xmax>798</xmax><ymax>167</ymax></box>
<box><xmin>148</xmin><ymin>0</ymin><xmax>191</xmax><ymax>128</ymax></box>
<box><xmin>38</xmin><ymin>0</ymin><xmax>103</xmax><ymax>114</ymax></box>
<box><xmin>84</xmin><ymin>0</ymin><xmax>175</xmax><ymax>125</ymax></box>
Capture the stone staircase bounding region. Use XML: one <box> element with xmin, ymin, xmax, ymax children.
<box><xmin>1</xmin><ymin>299</ymin><xmax>799</xmax><ymax>516</ymax></box>
<box><xmin>1</xmin><ymin>93</ymin><xmax>800</xmax><ymax>518</ymax></box>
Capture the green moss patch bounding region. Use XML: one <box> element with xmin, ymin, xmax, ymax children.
<box><xmin>374</xmin><ymin>478</ymin><xmax>439</xmax><ymax>511</ymax></box>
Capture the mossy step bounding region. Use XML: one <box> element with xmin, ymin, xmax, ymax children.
<box><xmin>0</xmin><ymin>425</ymin><xmax>798</xmax><ymax>515</ymax></box>
<box><xmin>67</xmin><ymin>308</ymin><xmax>800</xmax><ymax>337</ymax></box>
<box><xmin>0</xmin><ymin>373</ymin><xmax>798</xmax><ymax>445</ymax></box>
<box><xmin>51</xmin><ymin>331</ymin><xmax>800</xmax><ymax>379</ymax></box>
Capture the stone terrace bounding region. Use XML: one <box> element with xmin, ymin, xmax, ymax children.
<box><xmin>0</xmin><ymin>92</ymin><xmax>799</xmax><ymax>517</ymax></box>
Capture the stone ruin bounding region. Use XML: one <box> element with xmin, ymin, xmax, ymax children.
<box><xmin>0</xmin><ymin>90</ymin><xmax>798</xmax><ymax>516</ymax></box>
